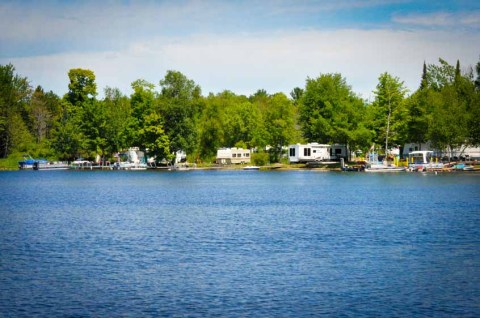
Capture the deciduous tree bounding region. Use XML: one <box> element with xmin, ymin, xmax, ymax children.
<box><xmin>371</xmin><ymin>72</ymin><xmax>407</xmax><ymax>153</ymax></box>
<box><xmin>0</xmin><ymin>64</ymin><xmax>32</xmax><ymax>157</ymax></box>
<box><xmin>159</xmin><ymin>71</ymin><xmax>201</xmax><ymax>156</ymax></box>
<box><xmin>67</xmin><ymin>68</ymin><xmax>97</xmax><ymax>106</ymax></box>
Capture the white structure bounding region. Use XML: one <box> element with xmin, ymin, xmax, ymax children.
<box><xmin>403</xmin><ymin>142</ymin><xmax>480</xmax><ymax>160</ymax></box>
<box><xmin>216</xmin><ymin>147</ymin><xmax>251</xmax><ymax>164</ymax></box>
<box><xmin>402</xmin><ymin>143</ymin><xmax>438</xmax><ymax>158</ymax></box>
<box><xmin>288</xmin><ymin>143</ymin><xmax>348</xmax><ymax>163</ymax></box>
<box><xmin>175</xmin><ymin>150</ymin><xmax>187</xmax><ymax>164</ymax></box>
<box><xmin>288</xmin><ymin>143</ymin><xmax>330</xmax><ymax>163</ymax></box>
<box><xmin>113</xmin><ymin>147</ymin><xmax>148</xmax><ymax>170</ymax></box>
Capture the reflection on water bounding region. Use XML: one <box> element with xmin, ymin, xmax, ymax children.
<box><xmin>1</xmin><ymin>171</ymin><xmax>479</xmax><ymax>317</ymax></box>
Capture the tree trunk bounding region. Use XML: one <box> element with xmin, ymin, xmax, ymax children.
<box><xmin>385</xmin><ymin>96</ymin><xmax>391</xmax><ymax>156</ymax></box>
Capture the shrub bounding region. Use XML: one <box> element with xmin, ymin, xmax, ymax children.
<box><xmin>252</xmin><ymin>152</ymin><xmax>269</xmax><ymax>166</ymax></box>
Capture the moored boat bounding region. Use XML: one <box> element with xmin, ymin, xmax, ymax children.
<box><xmin>364</xmin><ymin>153</ymin><xmax>405</xmax><ymax>172</ymax></box>
<box><xmin>365</xmin><ymin>165</ymin><xmax>406</xmax><ymax>172</ymax></box>
<box><xmin>18</xmin><ymin>155</ymin><xmax>42</xmax><ymax>169</ymax></box>
<box><xmin>112</xmin><ymin>148</ymin><xmax>148</xmax><ymax>170</ymax></box>
<box><xmin>70</xmin><ymin>159</ymin><xmax>93</xmax><ymax>170</ymax></box>
<box><xmin>19</xmin><ymin>155</ymin><xmax>68</xmax><ymax>170</ymax></box>
<box><xmin>33</xmin><ymin>161</ymin><xmax>69</xmax><ymax>170</ymax></box>
<box><xmin>408</xmin><ymin>151</ymin><xmax>444</xmax><ymax>171</ymax></box>
<box><xmin>243</xmin><ymin>165</ymin><xmax>260</xmax><ymax>170</ymax></box>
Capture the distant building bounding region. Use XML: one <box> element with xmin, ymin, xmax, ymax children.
<box><xmin>402</xmin><ymin>142</ymin><xmax>480</xmax><ymax>160</ymax></box>
<box><xmin>216</xmin><ymin>147</ymin><xmax>251</xmax><ymax>164</ymax></box>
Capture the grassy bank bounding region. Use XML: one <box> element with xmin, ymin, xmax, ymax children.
<box><xmin>0</xmin><ymin>156</ymin><xmax>20</xmax><ymax>170</ymax></box>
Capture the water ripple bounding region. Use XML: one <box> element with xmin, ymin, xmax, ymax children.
<box><xmin>1</xmin><ymin>171</ymin><xmax>479</xmax><ymax>317</ymax></box>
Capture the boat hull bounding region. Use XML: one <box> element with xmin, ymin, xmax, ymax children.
<box><xmin>33</xmin><ymin>162</ymin><xmax>69</xmax><ymax>170</ymax></box>
<box><xmin>243</xmin><ymin>166</ymin><xmax>260</xmax><ymax>170</ymax></box>
<box><xmin>365</xmin><ymin>167</ymin><xmax>406</xmax><ymax>172</ymax></box>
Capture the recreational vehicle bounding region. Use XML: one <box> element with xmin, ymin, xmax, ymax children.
<box><xmin>216</xmin><ymin>147</ymin><xmax>251</xmax><ymax>164</ymax></box>
<box><xmin>288</xmin><ymin>143</ymin><xmax>348</xmax><ymax>163</ymax></box>
<box><xmin>288</xmin><ymin>143</ymin><xmax>330</xmax><ymax>163</ymax></box>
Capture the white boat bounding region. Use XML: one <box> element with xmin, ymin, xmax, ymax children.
<box><xmin>243</xmin><ymin>166</ymin><xmax>260</xmax><ymax>170</ymax></box>
<box><xmin>408</xmin><ymin>151</ymin><xmax>444</xmax><ymax>171</ymax></box>
<box><xmin>169</xmin><ymin>163</ymin><xmax>195</xmax><ymax>171</ymax></box>
<box><xmin>33</xmin><ymin>161</ymin><xmax>69</xmax><ymax>170</ymax></box>
<box><xmin>112</xmin><ymin>161</ymin><xmax>148</xmax><ymax>170</ymax></box>
<box><xmin>365</xmin><ymin>165</ymin><xmax>406</xmax><ymax>172</ymax></box>
<box><xmin>70</xmin><ymin>159</ymin><xmax>93</xmax><ymax>170</ymax></box>
<box><xmin>112</xmin><ymin>148</ymin><xmax>148</xmax><ymax>170</ymax></box>
<box><xmin>364</xmin><ymin>153</ymin><xmax>405</xmax><ymax>172</ymax></box>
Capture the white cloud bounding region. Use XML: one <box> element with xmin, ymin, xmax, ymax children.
<box><xmin>393</xmin><ymin>11</ymin><xmax>480</xmax><ymax>28</ymax></box>
<box><xmin>2</xmin><ymin>29</ymin><xmax>479</xmax><ymax>100</ymax></box>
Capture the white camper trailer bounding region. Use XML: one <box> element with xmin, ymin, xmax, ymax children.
<box><xmin>288</xmin><ymin>143</ymin><xmax>348</xmax><ymax>163</ymax></box>
<box><xmin>288</xmin><ymin>143</ymin><xmax>331</xmax><ymax>163</ymax></box>
<box><xmin>216</xmin><ymin>147</ymin><xmax>251</xmax><ymax>164</ymax></box>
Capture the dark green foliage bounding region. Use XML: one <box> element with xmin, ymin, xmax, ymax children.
<box><xmin>475</xmin><ymin>56</ymin><xmax>480</xmax><ymax>90</ymax></box>
<box><xmin>0</xmin><ymin>64</ymin><xmax>33</xmax><ymax>158</ymax></box>
<box><xmin>420</xmin><ymin>61</ymin><xmax>428</xmax><ymax>90</ymax></box>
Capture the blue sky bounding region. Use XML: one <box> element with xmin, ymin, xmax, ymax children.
<box><xmin>1</xmin><ymin>0</ymin><xmax>479</xmax><ymax>99</ymax></box>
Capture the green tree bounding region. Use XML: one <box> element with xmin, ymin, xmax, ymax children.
<box><xmin>264</xmin><ymin>93</ymin><xmax>298</xmax><ymax>162</ymax></box>
<box><xmin>332</xmin><ymin>94</ymin><xmax>371</xmax><ymax>154</ymax></box>
<box><xmin>299</xmin><ymin>73</ymin><xmax>368</xmax><ymax>157</ymax></box>
<box><xmin>129</xmin><ymin>79</ymin><xmax>156</xmax><ymax>146</ymax></box>
<box><xmin>51</xmin><ymin>100</ymin><xmax>86</xmax><ymax>160</ymax></box>
<box><xmin>426</xmin><ymin>58</ymin><xmax>455</xmax><ymax>91</ymax></box>
<box><xmin>222</xmin><ymin>91</ymin><xmax>266</xmax><ymax>149</ymax></box>
<box><xmin>103</xmin><ymin>87</ymin><xmax>132</xmax><ymax>154</ymax></box>
<box><xmin>420</xmin><ymin>61</ymin><xmax>428</xmax><ymax>90</ymax></box>
<box><xmin>475</xmin><ymin>56</ymin><xmax>480</xmax><ymax>90</ymax></box>
<box><xmin>81</xmin><ymin>100</ymin><xmax>109</xmax><ymax>158</ymax></box>
<box><xmin>138</xmin><ymin>112</ymin><xmax>171</xmax><ymax>162</ymax></box>
<box><xmin>249</xmin><ymin>89</ymin><xmax>268</xmax><ymax>102</ymax></box>
<box><xmin>26</xmin><ymin>86</ymin><xmax>53</xmax><ymax>143</ymax></box>
<box><xmin>290</xmin><ymin>87</ymin><xmax>304</xmax><ymax>105</ymax></box>
<box><xmin>419</xmin><ymin>58</ymin><xmax>477</xmax><ymax>156</ymax></box>
<box><xmin>67</xmin><ymin>68</ymin><xmax>97</xmax><ymax>105</ymax></box>
<box><xmin>370</xmin><ymin>72</ymin><xmax>407</xmax><ymax>153</ymax></box>
<box><xmin>159</xmin><ymin>70</ymin><xmax>201</xmax><ymax>156</ymax></box>
<box><xmin>197</xmin><ymin>94</ymin><xmax>225</xmax><ymax>159</ymax></box>
<box><xmin>0</xmin><ymin>64</ymin><xmax>32</xmax><ymax>158</ymax></box>
<box><xmin>427</xmin><ymin>86</ymin><xmax>469</xmax><ymax>157</ymax></box>
<box><xmin>468</xmin><ymin>91</ymin><xmax>480</xmax><ymax>146</ymax></box>
<box><xmin>403</xmin><ymin>90</ymin><xmax>429</xmax><ymax>148</ymax></box>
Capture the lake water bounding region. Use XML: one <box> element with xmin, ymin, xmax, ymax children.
<box><xmin>1</xmin><ymin>170</ymin><xmax>479</xmax><ymax>317</ymax></box>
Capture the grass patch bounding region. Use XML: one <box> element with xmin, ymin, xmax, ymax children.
<box><xmin>0</xmin><ymin>155</ymin><xmax>22</xmax><ymax>170</ymax></box>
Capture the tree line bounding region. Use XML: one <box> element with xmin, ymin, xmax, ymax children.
<box><xmin>1</xmin><ymin>57</ymin><xmax>479</xmax><ymax>165</ymax></box>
